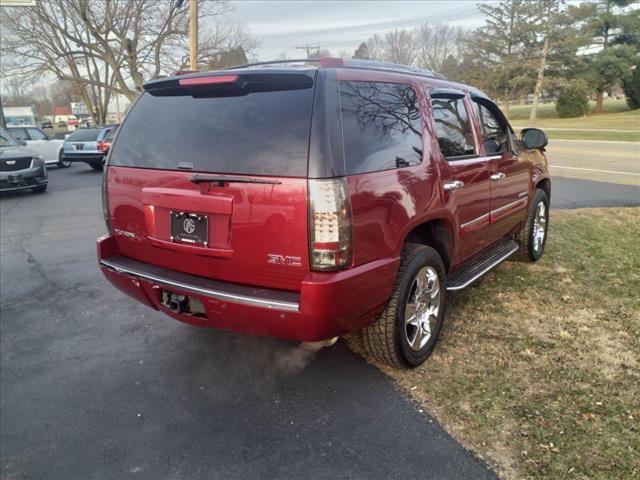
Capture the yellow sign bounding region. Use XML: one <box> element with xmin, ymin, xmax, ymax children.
<box><xmin>0</xmin><ymin>0</ymin><xmax>37</xmax><ymax>6</ymax></box>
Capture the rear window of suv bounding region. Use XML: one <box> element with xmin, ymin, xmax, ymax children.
<box><xmin>67</xmin><ymin>129</ymin><xmax>101</xmax><ymax>142</ymax></box>
<box><xmin>109</xmin><ymin>87</ymin><xmax>315</xmax><ymax>177</ymax></box>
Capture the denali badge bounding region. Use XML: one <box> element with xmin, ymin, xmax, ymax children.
<box><xmin>267</xmin><ymin>254</ymin><xmax>302</xmax><ymax>267</ymax></box>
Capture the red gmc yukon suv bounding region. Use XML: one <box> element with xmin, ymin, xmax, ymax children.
<box><xmin>98</xmin><ymin>58</ymin><xmax>550</xmax><ymax>368</ymax></box>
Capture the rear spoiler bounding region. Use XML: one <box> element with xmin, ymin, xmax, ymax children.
<box><xmin>144</xmin><ymin>72</ymin><xmax>315</xmax><ymax>97</ymax></box>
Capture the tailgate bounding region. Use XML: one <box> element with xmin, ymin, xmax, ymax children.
<box><xmin>105</xmin><ymin>71</ymin><xmax>317</xmax><ymax>291</ymax></box>
<box><xmin>107</xmin><ymin>167</ymin><xmax>309</xmax><ymax>291</ymax></box>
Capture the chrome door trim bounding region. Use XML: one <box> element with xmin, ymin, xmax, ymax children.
<box><xmin>490</xmin><ymin>198</ymin><xmax>526</xmax><ymax>216</ymax></box>
<box><xmin>460</xmin><ymin>213</ymin><xmax>489</xmax><ymax>230</ymax></box>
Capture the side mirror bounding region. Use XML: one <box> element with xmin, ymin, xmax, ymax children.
<box><xmin>521</xmin><ymin>128</ymin><xmax>548</xmax><ymax>150</ymax></box>
<box><xmin>19</xmin><ymin>139</ymin><xmax>27</xmax><ymax>146</ymax></box>
<box><xmin>483</xmin><ymin>138</ymin><xmax>501</xmax><ymax>155</ymax></box>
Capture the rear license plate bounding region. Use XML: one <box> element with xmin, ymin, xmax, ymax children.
<box><xmin>74</xmin><ymin>143</ymin><xmax>84</xmax><ymax>151</ymax></box>
<box><xmin>170</xmin><ymin>211</ymin><xmax>209</xmax><ymax>246</ymax></box>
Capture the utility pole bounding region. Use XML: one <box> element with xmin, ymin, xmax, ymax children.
<box><xmin>189</xmin><ymin>0</ymin><xmax>198</xmax><ymax>70</ymax></box>
<box><xmin>0</xmin><ymin>95</ymin><xmax>6</xmax><ymax>130</ymax></box>
<box><xmin>295</xmin><ymin>44</ymin><xmax>320</xmax><ymax>58</ymax></box>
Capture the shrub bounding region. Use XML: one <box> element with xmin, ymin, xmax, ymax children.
<box><xmin>555</xmin><ymin>80</ymin><xmax>590</xmax><ymax>118</ymax></box>
<box><xmin>622</xmin><ymin>62</ymin><xmax>640</xmax><ymax>110</ymax></box>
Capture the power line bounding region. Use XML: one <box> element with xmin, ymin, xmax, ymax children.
<box><xmin>295</xmin><ymin>44</ymin><xmax>321</xmax><ymax>57</ymax></box>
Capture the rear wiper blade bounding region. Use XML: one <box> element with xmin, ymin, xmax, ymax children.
<box><xmin>189</xmin><ymin>174</ymin><xmax>282</xmax><ymax>187</ymax></box>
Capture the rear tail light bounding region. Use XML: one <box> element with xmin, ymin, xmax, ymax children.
<box><xmin>101</xmin><ymin>168</ymin><xmax>112</xmax><ymax>234</ymax></box>
<box><xmin>97</xmin><ymin>140</ymin><xmax>110</xmax><ymax>154</ymax></box>
<box><xmin>308</xmin><ymin>178</ymin><xmax>352</xmax><ymax>271</ymax></box>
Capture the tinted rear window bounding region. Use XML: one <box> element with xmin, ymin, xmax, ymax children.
<box><xmin>67</xmin><ymin>129</ymin><xmax>101</xmax><ymax>142</ymax></box>
<box><xmin>110</xmin><ymin>87</ymin><xmax>315</xmax><ymax>177</ymax></box>
<box><xmin>340</xmin><ymin>81</ymin><xmax>422</xmax><ymax>175</ymax></box>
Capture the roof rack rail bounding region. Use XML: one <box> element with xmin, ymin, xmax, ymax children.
<box><xmin>223</xmin><ymin>58</ymin><xmax>320</xmax><ymax>69</ymax></box>
<box><xmin>223</xmin><ymin>57</ymin><xmax>445</xmax><ymax>80</ymax></box>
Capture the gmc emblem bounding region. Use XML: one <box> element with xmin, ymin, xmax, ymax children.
<box><xmin>267</xmin><ymin>254</ymin><xmax>302</xmax><ymax>267</ymax></box>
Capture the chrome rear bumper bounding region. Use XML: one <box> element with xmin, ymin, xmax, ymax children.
<box><xmin>100</xmin><ymin>255</ymin><xmax>300</xmax><ymax>312</ymax></box>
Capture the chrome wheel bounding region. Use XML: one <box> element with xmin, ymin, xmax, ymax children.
<box><xmin>404</xmin><ymin>266</ymin><xmax>441</xmax><ymax>352</ymax></box>
<box><xmin>532</xmin><ymin>201</ymin><xmax>547</xmax><ymax>253</ymax></box>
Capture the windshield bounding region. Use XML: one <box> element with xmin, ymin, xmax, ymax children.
<box><xmin>0</xmin><ymin>131</ymin><xmax>19</xmax><ymax>147</ymax></box>
<box><xmin>109</xmin><ymin>84</ymin><xmax>315</xmax><ymax>177</ymax></box>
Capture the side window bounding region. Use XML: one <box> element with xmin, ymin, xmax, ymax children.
<box><xmin>430</xmin><ymin>97</ymin><xmax>476</xmax><ymax>159</ymax></box>
<box><xmin>473</xmin><ymin>100</ymin><xmax>510</xmax><ymax>154</ymax></box>
<box><xmin>9</xmin><ymin>128</ymin><xmax>27</xmax><ymax>142</ymax></box>
<box><xmin>27</xmin><ymin>128</ymin><xmax>48</xmax><ymax>140</ymax></box>
<box><xmin>339</xmin><ymin>81</ymin><xmax>423</xmax><ymax>175</ymax></box>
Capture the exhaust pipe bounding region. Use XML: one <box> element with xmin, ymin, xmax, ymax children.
<box><xmin>301</xmin><ymin>336</ymin><xmax>339</xmax><ymax>351</ymax></box>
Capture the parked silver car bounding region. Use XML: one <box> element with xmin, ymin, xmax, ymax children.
<box><xmin>61</xmin><ymin>125</ymin><xmax>117</xmax><ymax>171</ymax></box>
<box><xmin>0</xmin><ymin>129</ymin><xmax>48</xmax><ymax>193</ymax></box>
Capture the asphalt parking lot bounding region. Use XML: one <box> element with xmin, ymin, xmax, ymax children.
<box><xmin>1</xmin><ymin>165</ymin><xmax>638</xmax><ymax>479</ymax></box>
<box><xmin>1</xmin><ymin>167</ymin><xmax>496</xmax><ymax>479</ymax></box>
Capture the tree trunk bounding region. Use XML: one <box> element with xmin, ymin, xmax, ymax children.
<box><xmin>504</xmin><ymin>87</ymin><xmax>510</xmax><ymax>119</ymax></box>
<box><xmin>595</xmin><ymin>90</ymin><xmax>604</xmax><ymax>113</ymax></box>
<box><xmin>529</xmin><ymin>36</ymin><xmax>550</xmax><ymax>123</ymax></box>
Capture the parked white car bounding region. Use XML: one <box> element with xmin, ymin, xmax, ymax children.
<box><xmin>6</xmin><ymin>126</ymin><xmax>69</xmax><ymax>168</ymax></box>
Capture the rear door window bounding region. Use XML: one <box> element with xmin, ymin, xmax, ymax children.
<box><xmin>110</xmin><ymin>85</ymin><xmax>315</xmax><ymax>177</ymax></box>
<box><xmin>339</xmin><ymin>81</ymin><xmax>423</xmax><ymax>174</ymax></box>
<box><xmin>430</xmin><ymin>97</ymin><xmax>476</xmax><ymax>159</ymax></box>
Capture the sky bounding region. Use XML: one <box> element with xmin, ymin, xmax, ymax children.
<box><xmin>225</xmin><ymin>0</ymin><xmax>486</xmax><ymax>60</ymax></box>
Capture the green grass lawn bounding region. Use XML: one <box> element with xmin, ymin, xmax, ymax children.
<box><xmin>528</xmin><ymin>128</ymin><xmax>640</xmax><ymax>142</ymax></box>
<box><xmin>506</xmin><ymin>101</ymin><xmax>640</xmax><ymax>141</ymax></box>
<box><xmin>350</xmin><ymin>208</ymin><xmax>640</xmax><ymax>480</ymax></box>
<box><xmin>506</xmin><ymin>99</ymin><xmax>632</xmax><ymax>121</ymax></box>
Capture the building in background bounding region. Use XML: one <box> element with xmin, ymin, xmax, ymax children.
<box><xmin>52</xmin><ymin>105</ymin><xmax>77</xmax><ymax>127</ymax></box>
<box><xmin>2</xmin><ymin>106</ymin><xmax>36</xmax><ymax>126</ymax></box>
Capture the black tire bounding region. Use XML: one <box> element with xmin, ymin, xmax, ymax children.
<box><xmin>31</xmin><ymin>184</ymin><xmax>48</xmax><ymax>193</ymax></box>
<box><xmin>90</xmin><ymin>163</ymin><xmax>103</xmax><ymax>171</ymax></box>
<box><xmin>362</xmin><ymin>243</ymin><xmax>447</xmax><ymax>368</ymax></box>
<box><xmin>57</xmin><ymin>151</ymin><xmax>71</xmax><ymax>168</ymax></box>
<box><xmin>517</xmin><ymin>188</ymin><xmax>549</xmax><ymax>262</ymax></box>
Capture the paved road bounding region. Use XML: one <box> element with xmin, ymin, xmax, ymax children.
<box><xmin>1</xmin><ymin>167</ymin><xmax>495</xmax><ymax>479</ymax></box>
<box><xmin>547</xmin><ymin>139</ymin><xmax>639</xmax><ymax>186</ymax></box>
<box><xmin>551</xmin><ymin>177</ymin><xmax>639</xmax><ymax>209</ymax></box>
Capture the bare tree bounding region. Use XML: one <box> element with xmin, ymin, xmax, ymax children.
<box><xmin>415</xmin><ymin>23</ymin><xmax>470</xmax><ymax>71</ymax></box>
<box><xmin>365</xmin><ymin>29</ymin><xmax>416</xmax><ymax>65</ymax></box>
<box><xmin>383</xmin><ymin>29</ymin><xmax>416</xmax><ymax>65</ymax></box>
<box><xmin>366</xmin><ymin>34</ymin><xmax>386</xmax><ymax>61</ymax></box>
<box><xmin>0</xmin><ymin>0</ymin><xmax>229</xmax><ymax>107</ymax></box>
<box><xmin>198</xmin><ymin>20</ymin><xmax>260</xmax><ymax>69</ymax></box>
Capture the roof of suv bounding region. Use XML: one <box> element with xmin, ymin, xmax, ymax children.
<box><xmin>145</xmin><ymin>57</ymin><xmax>488</xmax><ymax>99</ymax></box>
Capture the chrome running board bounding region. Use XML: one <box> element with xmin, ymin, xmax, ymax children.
<box><xmin>446</xmin><ymin>239</ymin><xmax>519</xmax><ymax>291</ymax></box>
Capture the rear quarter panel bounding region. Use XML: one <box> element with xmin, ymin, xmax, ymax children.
<box><xmin>337</xmin><ymin>70</ymin><xmax>450</xmax><ymax>266</ymax></box>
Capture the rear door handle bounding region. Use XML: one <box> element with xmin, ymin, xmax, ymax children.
<box><xmin>491</xmin><ymin>172</ymin><xmax>506</xmax><ymax>181</ymax></box>
<box><xmin>443</xmin><ymin>180</ymin><xmax>464</xmax><ymax>192</ymax></box>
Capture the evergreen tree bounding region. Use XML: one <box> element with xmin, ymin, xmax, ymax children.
<box><xmin>353</xmin><ymin>42</ymin><xmax>370</xmax><ymax>59</ymax></box>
